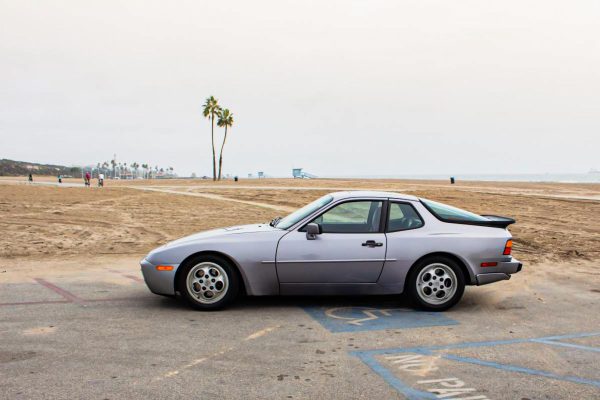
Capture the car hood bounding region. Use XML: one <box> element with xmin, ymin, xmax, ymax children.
<box><xmin>162</xmin><ymin>224</ymin><xmax>281</xmax><ymax>248</ymax></box>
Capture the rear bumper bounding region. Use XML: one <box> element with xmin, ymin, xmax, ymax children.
<box><xmin>140</xmin><ymin>259</ymin><xmax>179</xmax><ymax>295</ymax></box>
<box><xmin>476</xmin><ymin>260</ymin><xmax>523</xmax><ymax>286</ymax></box>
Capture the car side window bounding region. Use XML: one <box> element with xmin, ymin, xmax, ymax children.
<box><xmin>310</xmin><ymin>201</ymin><xmax>383</xmax><ymax>233</ymax></box>
<box><xmin>387</xmin><ymin>202</ymin><xmax>424</xmax><ymax>232</ymax></box>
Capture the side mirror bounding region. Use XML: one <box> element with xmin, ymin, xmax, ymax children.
<box><xmin>306</xmin><ymin>223</ymin><xmax>321</xmax><ymax>240</ymax></box>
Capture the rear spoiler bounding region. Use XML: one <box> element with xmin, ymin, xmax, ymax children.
<box><xmin>418</xmin><ymin>199</ymin><xmax>516</xmax><ymax>229</ymax></box>
<box><xmin>478</xmin><ymin>215</ymin><xmax>516</xmax><ymax>228</ymax></box>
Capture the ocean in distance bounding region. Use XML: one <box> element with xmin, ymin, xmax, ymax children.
<box><xmin>324</xmin><ymin>173</ymin><xmax>600</xmax><ymax>183</ymax></box>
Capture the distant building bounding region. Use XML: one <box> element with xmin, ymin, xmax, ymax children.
<box><xmin>292</xmin><ymin>168</ymin><xmax>317</xmax><ymax>179</ymax></box>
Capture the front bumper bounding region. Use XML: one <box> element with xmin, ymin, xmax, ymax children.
<box><xmin>140</xmin><ymin>259</ymin><xmax>179</xmax><ymax>295</ymax></box>
<box><xmin>475</xmin><ymin>259</ymin><xmax>523</xmax><ymax>286</ymax></box>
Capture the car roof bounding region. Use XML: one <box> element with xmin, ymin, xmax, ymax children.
<box><xmin>330</xmin><ymin>190</ymin><xmax>419</xmax><ymax>202</ymax></box>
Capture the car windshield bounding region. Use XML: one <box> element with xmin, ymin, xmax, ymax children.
<box><xmin>275</xmin><ymin>195</ymin><xmax>334</xmax><ymax>229</ymax></box>
<box><xmin>421</xmin><ymin>198</ymin><xmax>489</xmax><ymax>222</ymax></box>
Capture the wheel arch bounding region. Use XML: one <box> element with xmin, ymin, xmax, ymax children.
<box><xmin>174</xmin><ymin>250</ymin><xmax>248</xmax><ymax>295</ymax></box>
<box><xmin>404</xmin><ymin>252</ymin><xmax>474</xmax><ymax>290</ymax></box>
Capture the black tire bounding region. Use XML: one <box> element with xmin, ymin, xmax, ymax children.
<box><xmin>407</xmin><ymin>256</ymin><xmax>465</xmax><ymax>311</ymax></box>
<box><xmin>177</xmin><ymin>254</ymin><xmax>240</xmax><ymax>310</ymax></box>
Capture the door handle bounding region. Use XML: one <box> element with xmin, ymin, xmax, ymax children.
<box><xmin>362</xmin><ymin>240</ymin><xmax>383</xmax><ymax>247</ymax></box>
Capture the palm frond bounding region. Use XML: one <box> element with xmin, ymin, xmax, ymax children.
<box><xmin>202</xmin><ymin>95</ymin><xmax>220</xmax><ymax>118</ymax></box>
<box><xmin>217</xmin><ymin>108</ymin><xmax>234</xmax><ymax>128</ymax></box>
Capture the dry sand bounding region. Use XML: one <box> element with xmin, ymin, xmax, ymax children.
<box><xmin>1</xmin><ymin>177</ymin><xmax>599</xmax><ymax>268</ymax></box>
<box><xmin>0</xmin><ymin>183</ymin><xmax>274</xmax><ymax>259</ymax></box>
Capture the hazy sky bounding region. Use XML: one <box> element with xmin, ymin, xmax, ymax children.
<box><xmin>1</xmin><ymin>0</ymin><xmax>599</xmax><ymax>177</ymax></box>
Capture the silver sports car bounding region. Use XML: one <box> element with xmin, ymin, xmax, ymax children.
<box><xmin>141</xmin><ymin>191</ymin><xmax>522</xmax><ymax>311</ymax></box>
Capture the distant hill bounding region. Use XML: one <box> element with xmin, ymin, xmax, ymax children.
<box><xmin>0</xmin><ymin>159</ymin><xmax>81</xmax><ymax>177</ymax></box>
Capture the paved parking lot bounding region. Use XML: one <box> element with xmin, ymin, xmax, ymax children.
<box><xmin>1</xmin><ymin>257</ymin><xmax>599</xmax><ymax>399</ymax></box>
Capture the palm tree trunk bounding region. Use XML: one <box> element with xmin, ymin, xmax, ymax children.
<box><xmin>218</xmin><ymin>126</ymin><xmax>228</xmax><ymax>180</ymax></box>
<box><xmin>211</xmin><ymin>114</ymin><xmax>216</xmax><ymax>181</ymax></box>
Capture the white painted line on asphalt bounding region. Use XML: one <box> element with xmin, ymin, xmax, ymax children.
<box><xmin>156</xmin><ymin>325</ymin><xmax>281</xmax><ymax>380</ymax></box>
<box><xmin>22</xmin><ymin>326</ymin><xmax>58</xmax><ymax>336</ymax></box>
<box><xmin>244</xmin><ymin>325</ymin><xmax>279</xmax><ymax>340</ymax></box>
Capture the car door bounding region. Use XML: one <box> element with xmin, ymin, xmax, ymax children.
<box><xmin>276</xmin><ymin>199</ymin><xmax>387</xmax><ymax>283</ymax></box>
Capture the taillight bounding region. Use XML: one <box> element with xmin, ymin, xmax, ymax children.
<box><xmin>481</xmin><ymin>262</ymin><xmax>498</xmax><ymax>267</ymax></box>
<box><xmin>503</xmin><ymin>240</ymin><xmax>513</xmax><ymax>255</ymax></box>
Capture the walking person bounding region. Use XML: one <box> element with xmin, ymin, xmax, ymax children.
<box><xmin>28</xmin><ymin>173</ymin><xmax>33</xmax><ymax>183</ymax></box>
<box><xmin>58</xmin><ymin>174</ymin><xmax>62</xmax><ymax>184</ymax></box>
<box><xmin>98</xmin><ymin>173</ymin><xmax>104</xmax><ymax>187</ymax></box>
<box><xmin>85</xmin><ymin>171</ymin><xmax>91</xmax><ymax>187</ymax></box>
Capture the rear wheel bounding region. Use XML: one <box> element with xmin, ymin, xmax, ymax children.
<box><xmin>408</xmin><ymin>256</ymin><xmax>465</xmax><ymax>311</ymax></box>
<box><xmin>177</xmin><ymin>255</ymin><xmax>239</xmax><ymax>310</ymax></box>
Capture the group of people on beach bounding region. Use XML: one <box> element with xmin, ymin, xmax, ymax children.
<box><xmin>83</xmin><ymin>171</ymin><xmax>104</xmax><ymax>187</ymax></box>
<box><xmin>26</xmin><ymin>173</ymin><xmax>105</xmax><ymax>187</ymax></box>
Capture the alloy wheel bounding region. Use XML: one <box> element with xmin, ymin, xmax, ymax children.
<box><xmin>186</xmin><ymin>262</ymin><xmax>229</xmax><ymax>304</ymax></box>
<box><xmin>416</xmin><ymin>263</ymin><xmax>458</xmax><ymax>305</ymax></box>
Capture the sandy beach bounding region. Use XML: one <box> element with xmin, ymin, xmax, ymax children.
<box><xmin>1</xmin><ymin>177</ymin><xmax>598</xmax><ymax>266</ymax></box>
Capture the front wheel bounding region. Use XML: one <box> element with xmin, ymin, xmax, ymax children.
<box><xmin>408</xmin><ymin>257</ymin><xmax>465</xmax><ymax>311</ymax></box>
<box><xmin>177</xmin><ymin>255</ymin><xmax>239</xmax><ymax>310</ymax></box>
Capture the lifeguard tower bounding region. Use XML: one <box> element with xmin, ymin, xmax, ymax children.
<box><xmin>292</xmin><ymin>168</ymin><xmax>317</xmax><ymax>179</ymax></box>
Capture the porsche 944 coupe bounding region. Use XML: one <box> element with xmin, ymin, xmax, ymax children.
<box><xmin>141</xmin><ymin>191</ymin><xmax>522</xmax><ymax>310</ymax></box>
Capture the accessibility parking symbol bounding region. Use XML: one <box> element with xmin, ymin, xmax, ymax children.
<box><xmin>303</xmin><ymin>306</ymin><xmax>458</xmax><ymax>333</ymax></box>
<box><xmin>352</xmin><ymin>332</ymin><xmax>600</xmax><ymax>399</ymax></box>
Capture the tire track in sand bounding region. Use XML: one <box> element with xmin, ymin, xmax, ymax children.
<box><xmin>131</xmin><ymin>186</ymin><xmax>296</xmax><ymax>213</ymax></box>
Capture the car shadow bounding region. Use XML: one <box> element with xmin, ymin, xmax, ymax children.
<box><xmin>232</xmin><ymin>294</ymin><xmax>412</xmax><ymax>310</ymax></box>
<box><xmin>148</xmin><ymin>293</ymin><xmax>414</xmax><ymax>312</ymax></box>
<box><xmin>144</xmin><ymin>291</ymin><xmax>490</xmax><ymax>313</ymax></box>
<box><xmin>151</xmin><ymin>292</ymin><xmax>483</xmax><ymax>314</ymax></box>
<box><xmin>241</xmin><ymin>294</ymin><xmax>483</xmax><ymax>312</ymax></box>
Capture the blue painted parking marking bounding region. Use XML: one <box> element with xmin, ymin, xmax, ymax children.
<box><xmin>531</xmin><ymin>338</ymin><xmax>600</xmax><ymax>353</ymax></box>
<box><xmin>302</xmin><ymin>306</ymin><xmax>458</xmax><ymax>333</ymax></box>
<box><xmin>352</xmin><ymin>332</ymin><xmax>600</xmax><ymax>399</ymax></box>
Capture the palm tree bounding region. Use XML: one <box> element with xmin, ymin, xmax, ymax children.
<box><xmin>122</xmin><ymin>162</ymin><xmax>128</xmax><ymax>179</ymax></box>
<box><xmin>216</xmin><ymin>108</ymin><xmax>234</xmax><ymax>180</ymax></box>
<box><xmin>202</xmin><ymin>96</ymin><xmax>221</xmax><ymax>181</ymax></box>
<box><xmin>131</xmin><ymin>162</ymin><xmax>139</xmax><ymax>179</ymax></box>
